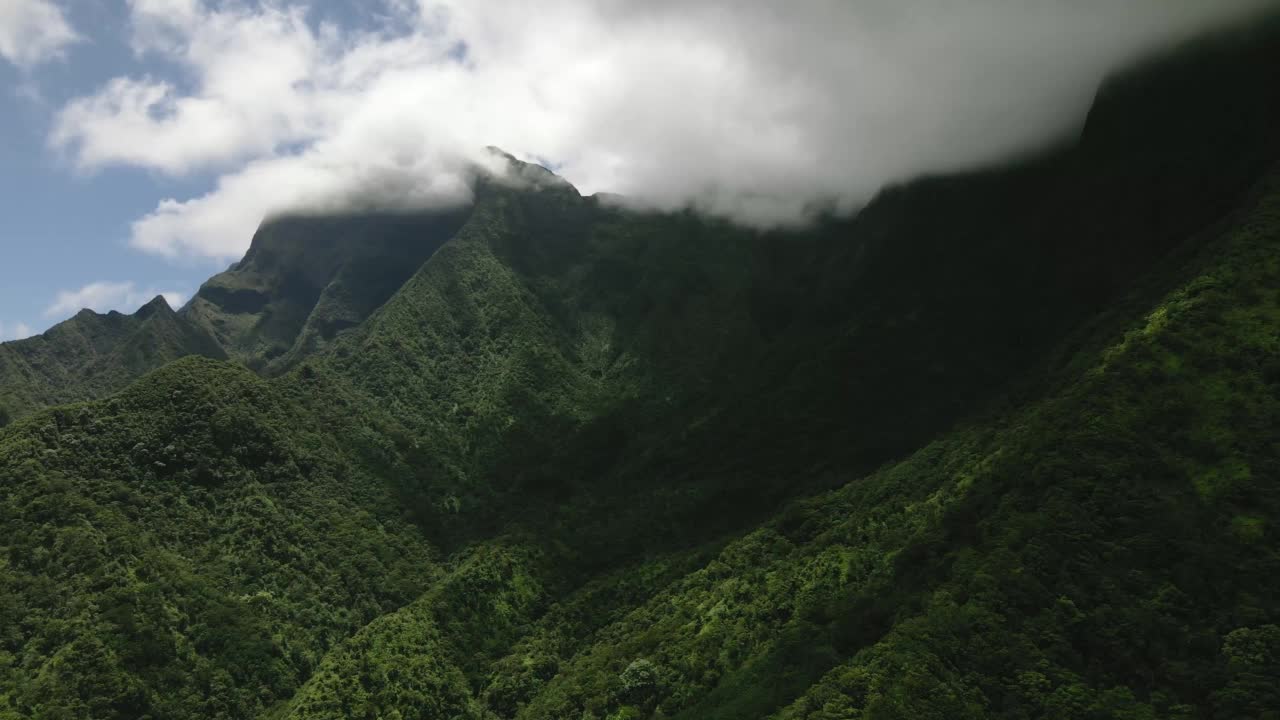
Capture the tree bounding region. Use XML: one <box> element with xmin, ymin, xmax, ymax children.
<box><xmin>619</xmin><ymin>659</ymin><xmax>660</xmax><ymax>705</ymax></box>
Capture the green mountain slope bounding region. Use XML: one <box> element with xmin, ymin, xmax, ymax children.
<box><xmin>181</xmin><ymin>208</ymin><xmax>471</xmax><ymax>373</ymax></box>
<box><xmin>502</xmin><ymin>165</ymin><xmax>1280</xmax><ymax>720</ymax></box>
<box><xmin>1</xmin><ymin>14</ymin><xmax>1279</xmax><ymax>720</ymax></box>
<box><xmin>0</xmin><ymin>297</ymin><xmax>226</xmax><ymax>424</ymax></box>
<box><xmin>0</xmin><ymin>207</ymin><xmax>473</xmax><ymax>426</ymax></box>
<box><xmin>305</xmin><ymin>14</ymin><xmax>1280</xmax><ymax>562</ymax></box>
<box><xmin>0</xmin><ymin>359</ymin><xmax>439</xmax><ymax>719</ymax></box>
<box><xmin>264</xmin><ymin>162</ymin><xmax>1280</xmax><ymax>720</ymax></box>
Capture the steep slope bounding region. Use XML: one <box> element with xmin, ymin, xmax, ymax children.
<box><xmin>272</xmin><ymin>150</ymin><xmax>1280</xmax><ymax>720</ymax></box>
<box><xmin>181</xmin><ymin>208</ymin><xmax>472</xmax><ymax>373</ymax></box>
<box><xmin>0</xmin><ymin>297</ymin><xmax>226</xmax><ymax>424</ymax></box>
<box><xmin>497</xmin><ymin>165</ymin><xmax>1280</xmax><ymax>720</ymax></box>
<box><xmin>270</xmin><ymin>19</ymin><xmax>1280</xmax><ymax>720</ymax></box>
<box><xmin>309</xmin><ymin>13</ymin><xmax>1280</xmax><ymax>559</ymax></box>
<box><xmin>0</xmin><ymin>207</ymin><xmax>472</xmax><ymax>424</ymax></box>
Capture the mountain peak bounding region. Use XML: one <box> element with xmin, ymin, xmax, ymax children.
<box><xmin>133</xmin><ymin>295</ymin><xmax>174</xmax><ymax>320</ymax></box>
<box><xmin>481</xmin><ymin>146</ymin><xmax>574</xmax><ymax>193</ymax></box>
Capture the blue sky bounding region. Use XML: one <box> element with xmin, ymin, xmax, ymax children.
<box><xmin>1</xmin><ymin>1</ymin><xmax>214</xmax><ymax>338</ymax></box>
<box><xmin>2</xmin><ymin>0</ymin><xmax>1271</xmax><ymax>342</ymax></box>
<box><xmin>0</xmin><ymin>0</ymin><xmax>410</xmax><ymax>340</ymax></box>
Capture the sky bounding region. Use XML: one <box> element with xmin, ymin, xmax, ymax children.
<box><xmin>2</xmin><ymin>0</ymin><xmax>1277</xmax><ymax>341</ymax></box>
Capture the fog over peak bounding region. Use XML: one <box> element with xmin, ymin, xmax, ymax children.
<box><xmin>49</xmin><ymin>0</ymin><xmax>1280</xmax><ymax>261</ymax></box>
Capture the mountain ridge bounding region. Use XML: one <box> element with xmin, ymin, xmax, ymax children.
<box><xmin>0</xmin><ymin>295</ymin><xmax>226</xmax><ymax>424</ymax></box>
<box><xmin>5</xmin><ymin>11</ymin><xmax>1279</xmax><ymax>425</ymax></box>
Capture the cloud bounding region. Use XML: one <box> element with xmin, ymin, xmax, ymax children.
<box><xmin>129</xmin><ymin>146</ymin><xmax>483</xmax><ymax>259</ymax></box>
<box><xmin>0</xmin><ymin>321</ymin><xmax>35</xmax><ymax>342</ymax></box>
<box><xmin>51</xmin><ymin>1</ymin><xmax>321</xmax><ymax>173</ymax></box>
<box><xmin>49</xmin><ymin>0</ymin><xmax>1280</xmax><ymax>261</ymax></box>
<box><xmin>0</xmin><ymin>0</ymin><xmax>78</xmax><ymax>68</ymax></box>
<box><xmin>44</xmin><ymin>281</ymin><xmax>186</xmax><ymax>319</ymax></box>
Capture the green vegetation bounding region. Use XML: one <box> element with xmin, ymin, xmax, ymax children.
<box><xmin>0</xmin><ymin>297</ymin><xmax>226</xmax><ymax>424</ymax></box>
<box><xmin>2</xmin><ymin>16</ymin><xmax>1280</xmax><ymax>720</ymax></box>
<box><xmin>503</xmin><ymin>171</ymin><xmax>1280</xmax><ymax>720</ymax></box>
<box><xmin>182</xmin><ymin>209</ymin><xmax>471</xmax><ymax>374</ymax></box>
<box><xmin>0</xmin><ymin>358</ymin><xmax>441</xmax><ymax>719</ymax></box>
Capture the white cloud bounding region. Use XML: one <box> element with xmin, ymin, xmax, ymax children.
<box><xmin>0</xmin><ymin>321</ymin><xmax>35</xmax><ymax>342</ymax></box>
<box><xmin>0</xmin><ymin>0</ymin><xmax>78</xmax><ymax>68</ymax></box>
<box><xmin>51</xmin><ymin>1</ymin><xmax>321</xmax><ymax>173</ymax></box>
<box><xmin>49</xmin><ymin>0</ymin><xmax>1280</xmax><ymax>261</ymax></box>
<box><xmin>44</xmin><ymin>281</ymin><xmax>186</xmax><ymax>319</ymax></box>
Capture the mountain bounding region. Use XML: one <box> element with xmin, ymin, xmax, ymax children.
<box><xmin>306</xmin><ymin>13</ymin><xmax>1280</xmax><ymax>555</ymax></box>
<box><xmin>0</xmin><ymin>296</ymin><xmax>225</xmax><ymax>424</ymax></box>
<box><xmin>181</xmin><ymin>207</ymin><xmax>472</xmax><ymax>373</ymax></box>
<box><xmin>0</xmin><ymin>198</ymin><xmax>472</xmax><ymax>423</ymax></box>
<box><xmin>2</xmin><ymin>14</ymin><xmax>1280</xmax><ymax>720</ymax></box>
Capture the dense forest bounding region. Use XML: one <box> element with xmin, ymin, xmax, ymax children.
<box><xmin>2</xmin><ymin>15</ymin><xmax>1280</xmax><ymax>720</ymax></box>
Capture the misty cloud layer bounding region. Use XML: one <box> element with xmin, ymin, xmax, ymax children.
<box><xmin>49</xmin><ymin>0</ymin><xmax>1280</xmax><ymax>261</ymax></box>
